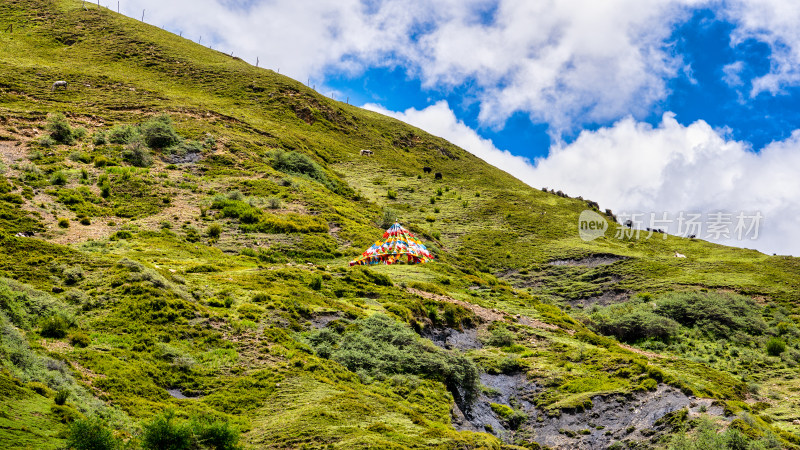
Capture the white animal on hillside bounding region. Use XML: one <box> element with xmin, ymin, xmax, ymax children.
<box><xmin>51</xmin><ymin>81</ymin><xmax>68</xmax><ymax>91</ymax></box>
<box><xmin>674</xmin><ymin>251</ymin><xmax>686</xmax><ymax>258</ymax></box>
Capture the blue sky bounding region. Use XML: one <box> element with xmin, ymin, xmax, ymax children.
<box><xmin>120</xmin><ymin>0</ymin><xmax>800</xmax><ymax>255</ymax></box>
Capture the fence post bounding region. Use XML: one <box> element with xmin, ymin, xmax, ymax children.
<box><xmin>256</xmin><ymin>57</ymin><xmax>259</xmax><ymax>67</ymax></box>
<box><xmin>141</xmin><ymin>9</ymin><xmax>144</xmax><ymax>21</ymax></box>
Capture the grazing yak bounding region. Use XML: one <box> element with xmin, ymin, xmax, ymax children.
<box><xmin>434</xmin><ymin>172</ymin><xmax>442</xmax><ymax>180</ymax></box>
<box><xmin>423</xmin><ymin>166</ymin><xmax>432</xmax><ymax>174</ymax></box>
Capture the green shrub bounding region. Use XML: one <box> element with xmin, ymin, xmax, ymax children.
<box><xmin>80</xmin><ymin>217</ymin><xmax>91</xmax><ymax>225</ymax></box>
<box><xmin>94</xmin><ymin>155</ymin><xmax>111</xmax><ymax>167</ymax></box>
<box><xmin>380</xmin><ymin>208</ymin><xmax>397</xmax><ymax>228</ymax></box>
<box><xmin>272</xmin><ymin>150</ymin><xmax>321</xmax><ymax>178</ymax></box>
<box><xmin>51</xmin><ymin>171</ymin><xmax>68</xmax><ymax>186</ymax></box>
<box><xmin>309</xmin><ymin>275</ymin><xmax>323</xmax><ymax>291</ymax></box>
<box><xmin>58</xmin><ymin>218</ymin><xmax>70</xmax><ymax>228</ymax></box>
<box><xmin>387</xmin><ymin>189</ymin><xmax>397</xmax><ymax>199</ymax></box>
<box><xmin>37</xmin><ymin>135</ymin><xmax>56</xmax><ymax>147</ymax></box>
<box><xmin>28</xmin><ymin>382</ymin><xmax>54</xmax><ymax>397</ymax></box>
<box><xmin>271</xmin><ymin>150</ymin><xmax>348</xmax><ymax>194</ymax></box>
<box><xmin>69</xmin><ymin>151</ymin><xmax>92</xmax><ymax>164</ymax></box>
<box><xmin>237</xmin><ymin>303</ymin><xmax>263</xmax><ymax>321</ymax></box>
<box><xmin>308</xmin><ymin>314</ymin><xmax>479</xmax><ymax>405</ymax></box>
<box><xmin>654</xmin><ymin>292</ymin><xmax>765</xmax><ymax>337</ymax></box>
<box><xmin>168</xmin><ymin>139</ymin><xmax>203</xmax><ymax>157</ymax></box>
<box><xmin>142</xmin><ymin>411</ymin><xmax>192</xmax><ymax>450</ymax></box>
<box><xmin>69</xmin><ymin>331</ymin><xmax>91</xmax><ymax>348</ymax></box>
<box><xmin>639</xmin><ymin>378</ymin><xmax>658</xmax><ymax>391</ymax></box>
<box><xmin>54</xmin><ymin>388</ymin><xmax>69</xmax><ymax>405</ymax></box>
<box><xmin>112</xmin><ymin>230</ymin><xmax>132</xmax><ymax>239</ymax></box>
<box><xmin>67</xmin><ymin>417</ymin><xmax>121</xmax><ymax>450</ymax></box>
<box><xmin>92</xmin><ymin>131</ymin><xmax>109</xmax><ymax>145</ymax></box>
<box><xmin>47</xmin><ymin>113</ymin><xmax>76</xmax><ymax>145</ymax></box>
<box><xmin>485</xmin><ymin>324</ymin><xmax>515</xmax><ymax>347</ymax></box>
<box><xmin>40</xmin><ymin>314</ymin><xmax>74</xmax><ymax>338</ymax></box>
<box><xmin>108</xmin><ymin>124</ymin><xmax>139</xmax><ymax>144</ymax></box>
<box><xmin>63</xmin><ymin>266</ymin><xmax>85</xmax><ymax>285</ymax></box>
<box><xmin>210</xmin><ymin>198</ymin><xmax>262</xmax><ymax>224</ymax></box>
<box><xmin>186</xmin><ymin>264</ymin><xmax>220</xmax><ymax>273</ymax></box>
<box><xmin>140</xmin><ymin>114</ymin><xmax>180</xmax><ymax>149</ymax></box>
<box><xmin>207</xmin><ymin>224</ymin><xmax>222</xmax><ymax>239</ymax></box>
<box><xmin>240</xmin><ymin>247</ymin><xmax>257</xmax><ymax>258</ymax></box>
<box><xmin>51</xmin><ymin>404</ymin><xmax>84</xmax><ymax>423</ymax></box>
<box><xmin>490</xmin><ymin>403</ymin><xmax>527</xmax><ymax>429</ymax></box>
<box><xmin>593</xmin><ymin>309</ymin><xmax>679</xmax><ymax>343</ymax></box>
<box><xmin>122</xmin><ymin>141</ymin><xmax>153</xmax><ymax>167</ymax></box>
<box><xmin>666</xmin><ymin>417</ymin><xmax>780</xmax><ymax>449</ymax></box>
<box><xmin>142</xmin><ymin>411</ymin><xmax>241</xmax><ymax>450</ymax></box>
<box><xmin>184</xmin><ymin>226</ymin><xmax>201</xmax><ymax>243</ymax></box>
<box><xmin>766</xmin><ymin>337</ymin><xmax>786</xmax><ymax>356</ymax></box>
<box><xmin>73</xmin><ymin>127</ymin><xmax>87</xmax><ymax>140</ymax></box>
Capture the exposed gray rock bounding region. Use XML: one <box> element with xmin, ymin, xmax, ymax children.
<box><xmin>454</xmin><ymin>373</ymin><xmax>724</xmax><ymax>449</ymax></box>
<box><xmin>424</xmin><ymin>326</ymin><xmax>482</xmax><ymax>350</ymax></box>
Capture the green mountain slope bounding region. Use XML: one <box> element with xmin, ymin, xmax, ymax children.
<box><xmin>0</xmin><ymin>1</ymin><xmax>799</xmax><ymax>449</ymax></box>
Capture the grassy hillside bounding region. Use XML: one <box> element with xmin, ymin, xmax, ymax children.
<box><xmin>0</xmin><ymin>1</ymin><xmax>799</xmax><ymax>449</ymax></box>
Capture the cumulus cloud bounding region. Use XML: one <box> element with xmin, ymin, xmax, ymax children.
<box><xmin>368</xmin><ymin>103</ymin><xmax>800</xmax><ymax>256</ymax></box>
<box><xmin>724</xmin><ymin>0</ymin><xmax>800</xmax><ymax>96</ymax></box>
<box><xmin>118</xmin><ymin>0</ymin><xmax>800</xmax><ymax>131</ymax></box>
<box><xmin>119</xmin><ymin>0</ymin><xmax>701</xmax><ymax>131</ymax></box>
<box><xmin>531</xmin><ymin>114</ymin><xmax>800</xmax><ymax>255</ymax></box>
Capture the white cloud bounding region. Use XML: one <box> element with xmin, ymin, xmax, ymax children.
<box><xmin>120</xmin><ymin>0</ymin><xmax>701</xmax><ymax>131</ymax></box>
<box><xmin>722</xmin><ymin>61</ymin><xmax>745</xmax><ymax>87</ymax></box>
<box><xmin>531</xmin><ymin>113</ymin><xmax>800</xmax><ymax>255</ymax></box>
<box><xmin>368</xmin><ymin>103</ymin><xmax>800</xmax><ymax>256</ymax></box>
<box><xmin>724</xmin><ymin>0</ymin><xmax>800</xmax><ymax>96</ymax></box>
<box><xmin>118</xmin><ymin>0</ymin><xmax>800</xmax><ymax>132</ymax></box>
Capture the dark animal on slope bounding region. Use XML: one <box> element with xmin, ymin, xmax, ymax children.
<box><xmin>434</xmin><ymin>172</ymin><xmax>442</xmax><ymax>180</ymax></box>
<box><xmin>423</xmin><ymin>166</ymin><xmax>432</xmax><ymax>173</ymax></box>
